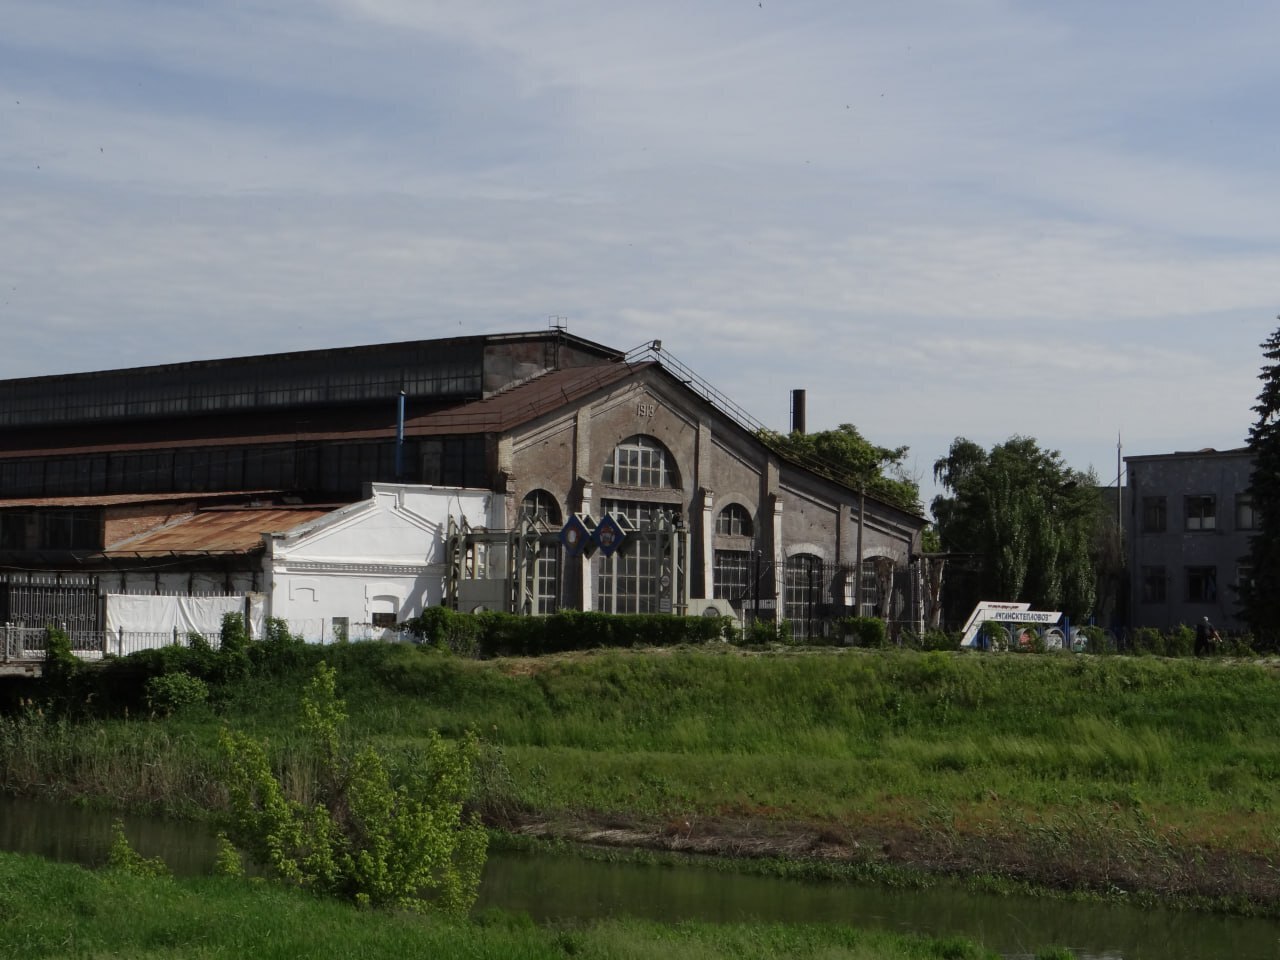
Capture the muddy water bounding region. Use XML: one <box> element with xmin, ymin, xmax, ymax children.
<box><xmin>1</xmin><ymin>795</ymin><xmax>1276</xmax><ymax>960</ymax></box>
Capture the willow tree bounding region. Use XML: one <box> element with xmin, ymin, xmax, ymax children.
<box><xmin>1244</xmin><ymin>323</ymin><xmax>1280</xmax><ymax>647</ymax></box>
<box><xmin>931</xmin><ymin>436</ymin><xmax>1100</xmax><ymax>621</ymax></box>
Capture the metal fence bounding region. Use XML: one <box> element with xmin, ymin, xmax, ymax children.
<box><xmin>2</xmin><ymin>625</ymin><xmax>222</xmax><ymax>662</ymax></box>
<box><xmin>1</xmin><ymin>623</ymin><xmax>419</xmax><ymax>663</ymax></box>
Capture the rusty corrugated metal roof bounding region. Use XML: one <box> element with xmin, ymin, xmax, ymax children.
<box><xmin>102</xmin><ymin>507</ymin><xmax>335</xmax><ymax>556</ymax></box>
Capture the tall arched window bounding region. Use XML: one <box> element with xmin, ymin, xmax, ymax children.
<box><xmin>602</xmin><ymin>435</ymin><xmax>678</xmax><ymax>488</ymax></box>
<box><xmin>713</xmin><ymin>504</ymin><xmax>753</xmax><ymax>602</ymax></box>
<box><xmin>521</xmin><ymin>490</ymin><xmax>562</xmax><ymax>614</ymax></box>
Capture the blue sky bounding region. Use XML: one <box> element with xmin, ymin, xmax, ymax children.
<box><xmin>4</xmin><ymin>0</ymin><xmax>1278</xmax><ymax>512</ymax></box>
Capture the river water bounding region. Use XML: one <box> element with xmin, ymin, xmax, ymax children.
<box><xmin>1</xmin><ymin>795</ymin><xmax>1276</xmax><ymax>959</ymax></box>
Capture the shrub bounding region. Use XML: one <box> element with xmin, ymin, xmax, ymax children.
<box><xmin>144</xmin><ymin>672</ymin><xmax>209</xmax><ymax>717</ymax></box>
<box><xmin>252</xmin><ymin>617</ymin><xmax>310</xmax><ymax>674</ymax></box>
<box><xmin>220</xmin><ymin>662</ymin><xmax>487</xmax><ymax>913</ymax></box>
<box><xmin>106</xmin><ymin>820</ymin><xmax>171</xmax><ymax>878</ymax></box>
<box><xmin>42</xmin><ymin>624</ymin><xmax>79</xmax><ymax>685</ymax></box>
<box><xmin>736</xmin><ymin>616</ymin><xmax>790</xmax><ymax>647</ymax></box>
<box><xmin>400</xmin><ymin>607</ymin><xmax>735</xmax><ymax>658</ymax></box>
<box><xmin>836</xmin><ymin>616</ymin><xmax>888</xmax><ymax>648</ymax></box>
<box><xmin>214</xmin><ymin>612</ymin><xmax>252</xmax><ymax>682</ymax></box>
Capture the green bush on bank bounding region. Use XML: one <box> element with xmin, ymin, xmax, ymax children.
<box><xmin>83</xmin><ymin>613</ymin><xmax>314</xmax><ymax>715</ymax></box>
<box><xmin>400</xmin><ymin>607</ymin><xmax>736</xmax><ymax>657</ymax></box>
<box><xmin>220</xmin><ymin>662</ymin><xmax>487</xmax><ymax>914</ymax></box>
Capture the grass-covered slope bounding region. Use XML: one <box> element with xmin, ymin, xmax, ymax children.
<box><xmin>4</xmin><ymin>643</ymin><xmax>1280</xmax><ymax>908</ymax></box>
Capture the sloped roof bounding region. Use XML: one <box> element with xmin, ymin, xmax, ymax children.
<box><xmin>103</xmin><ymin>507</ymin><xmax>335</xmax><ymax>556</ymax></box>
<box><xmin>0</xmin><ymin>491</ymin><xmax>282</xmax><ymax>509</ymax></box>
<box><xmin>403</xmin><ymin>361</ymin><xmax>650</xmax><ymax>435</ymax></box>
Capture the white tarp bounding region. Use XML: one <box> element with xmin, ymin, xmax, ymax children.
<box><xmin>105</xmin><ymin>594</ymin><xmax>248</xmax><ymax>638</ymax></box>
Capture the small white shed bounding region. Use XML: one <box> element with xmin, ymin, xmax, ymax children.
<box><xmin>263</xmin><ymin>483</ymin><xmax>496</xmax><ymax>642</ymax></box>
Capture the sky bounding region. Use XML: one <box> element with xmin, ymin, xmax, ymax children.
<box><xmin>4</xmin><ymin>0</ymin><xmax>1278</xmax><ymax>515</ymax></box>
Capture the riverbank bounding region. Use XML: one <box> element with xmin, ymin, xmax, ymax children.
<box><xmin>4</xmin><ymin>642</ymin><xmax>1280</xmax><ymax>914</ymax></box>
<box><xmin>0</xmin><ymin>850</ymin><xmax>1054</xmax><ymax>960</ymax></box>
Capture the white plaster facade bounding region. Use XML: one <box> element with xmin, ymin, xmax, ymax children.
<box><xmin>263</xmin><ymin>483</ymin><xmax>496</xmax><ymax>642</ymax></box>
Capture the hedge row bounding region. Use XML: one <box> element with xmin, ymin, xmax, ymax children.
<box><xmin>400</xmin><ymin>607</ymin><xmax>736</xmax><ymax>658</ymax></box>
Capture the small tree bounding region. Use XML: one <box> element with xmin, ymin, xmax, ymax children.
<box><xmin>220</xmin><ymin>663</ymin><xmax>487</xmax><ymax>912</ymax></box>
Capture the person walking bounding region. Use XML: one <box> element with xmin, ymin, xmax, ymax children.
<box><xmin>1194</xmin><ymin>616</ymin><xmax>1221</xmax><ymax>656</ymax></box>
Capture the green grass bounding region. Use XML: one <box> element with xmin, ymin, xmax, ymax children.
<box><xmin>0</xmin><ymin>851</ymin><xmax>1026</xmax><ymax>960</ymax></box>
<box><xmin>5</xmin><ymin>642</ymin><xmax>1280</xmax><ymax>905</ymax></box>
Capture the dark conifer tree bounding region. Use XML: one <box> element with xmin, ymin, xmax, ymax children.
<box><xmin>1244</xmin><ymin>322</ymin><xmax>1280</xmax><ymax>647</ymax></box>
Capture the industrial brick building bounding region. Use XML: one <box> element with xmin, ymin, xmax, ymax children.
<box><xmin>0</xmin><ymin>329</ymin><xmax>926</xmax><ymax>645</ymax></box>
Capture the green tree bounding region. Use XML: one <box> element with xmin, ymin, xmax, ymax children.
<box><xmin>757</xmin><ymin>423</ymin><xmax>921</xmax><ymax>513</ymax></box>
<box><xmin>1244</xmin><ymin>323</ymin><xmax>1280</xmax><ymax>647</ymax></box>
<box><xmin>932</xmin><ymin>436</ymin><xmax>1100</xmax><ymax>620</ymax></box>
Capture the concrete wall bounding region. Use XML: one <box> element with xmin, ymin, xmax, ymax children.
<box><xmin>1126</xmin><ymin>449</ymin><xmax>1252</xmax><ymax>632</ymax></box>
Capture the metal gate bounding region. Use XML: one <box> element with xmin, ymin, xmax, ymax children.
<box><xmin>0</xmin><ymin>573</ymin><xmax>100</xmax><ymax>631</ymax></box>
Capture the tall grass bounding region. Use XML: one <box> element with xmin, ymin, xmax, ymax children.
<box><xmin>0</xmin><ymin>851</ymin><xmax>1019</xmax><ymax>959</ymax></box>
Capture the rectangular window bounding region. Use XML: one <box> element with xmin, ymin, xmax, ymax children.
<box><xmin>859</xmin><ymin>560</ymin><xmax>879</xmax><ymax>618</ymax></box>
<box><xmin>1184</xmin><ymin>495</ymin><xmax>1216</xmax><ymax>531</ymax></box>
<box><xmin>532</xmin><ymin>544</ymin><xmax>560</xmax><ymax>614</ymax></box>
<box><xmin>1238</xmin><ymin>564</ymin><xmax>1255</xmax><ymax>595</ymax></box>
<box><xmin>371</xmin><ymin>612</ymin><xmax>397</xmax><ymax>628</ymax></box>
<box><xmin>1140</xmin><ymin>566</ymin><xmax>1166</xmax><ymax>604</ymax></box>
<box><xmin>713</xmin><ymin>550</ymin><xmax>750</xmax><ymax>601</ymax></box>
<box><xmin>1236</xmin><ymin>494</ymin><xmax>1257</xmax><ymax>531</ymax></box>
<box><xmin>331</xmin><ymin>617</ymin><xmax>349</xmax><ymax>642</ymax></box>
<box><xmin>1186</xmin><ymin>565</ymin><xmax>1218</xmax><ymax>603</ymax></box>
<box><xmin>0</xmin><ymin>513</ymin><xmax>26</xmax><ymax>549</ymax></box>
<box><xmin>1141</xmin><ymin>496</ymin><xmax>1167</xmax><ymax>533</ymax></box>
<box><xmin>597</xmin><ymin>500</ymin><xmax>661</xmax><ymax>614</ymax></box>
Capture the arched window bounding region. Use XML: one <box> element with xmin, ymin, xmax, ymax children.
<box><xmin>521</xmin><ymin>489</ymin><xmax>562</xmax><ymax>526</ymax></box>
<box><xmin>716</xmin><ymin>503</ymin><xmax>752</xmax><ymax>537</ymax></box>
<box><xmin>602</xmin><ymin>435</ymin><xmax>678</xmax><ymax>488</ymax></box>
<box><xmin>521</xmin><ymin>490</ymin><xmax>561</xmax><ymax>614</ymax></box>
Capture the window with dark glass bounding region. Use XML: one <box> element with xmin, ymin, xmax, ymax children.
<box><xmin>597</xmin><ymin>500</ymin><xmax>663</xmax><ymax>614</ymax></box>
<box><xmin>1141</xmin><ymin>496</ymin><xmax>1167</xmax><ymax>533</ymax></box>
<box><xmin>38</xmin><ymin>510</ymin><xmax>99</xmax><ymax>550</ymax></box>
<box><xmin>1238</xmin><ymin>564</ymin><xmax>1254</xmax><ymax>595</ymax></box>
<box><xmin>784</xmin><ymin>554</ymin><xmax>824</xmax><ymax>639</ymax></box>
<box><xmin>602</xmin><ymin>436</ymin><xmax>677</xmax><ymax>488</ymax></box>
<box><xmin>1140</xmin><ymin>566</ymin><xmax>1166</xmax><ymax>604</ymax></box>
<box><xmin>1186</xmin><ymin>565</ymin><xmax>1217</xmax><ymax>603</ymax></box>
<box><xmin>716</xmin><ymin>503</ymin><xmax>752</xmax><ymax>537</ymax></box>
<box><xmin>1236</xmin><ymin>494</ymin><xmax>1257</xmax><ymax>531</ymax></box>
<box><xmin>1184</xmin><ymin>495</ymin><xmax>1216</xmax><ymax>531</ymax></box>
<box><xmin>522</xmin><ymin>490</ymin><xmax>562</xmax><ymax>614</ymax></box>
<box><xmin>0</xmin><ymin>513</ymin><xmax>27</xmax><ymax>549</ymax></box>
<box><xmin>713</xmin><ymin>550</ymin><xmax>750</xmax><ymax>601</ymax></box>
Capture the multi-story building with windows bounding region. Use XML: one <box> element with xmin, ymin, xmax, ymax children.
<box><xmin>0</xmin><ymin>330</ymin><xmax>926</xmax><ymax>642</ymax></box>
<box><xmin>1125</xmin><ymin>447</ymin><xmax>1253</xmax><ymax>632</ymax></box>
